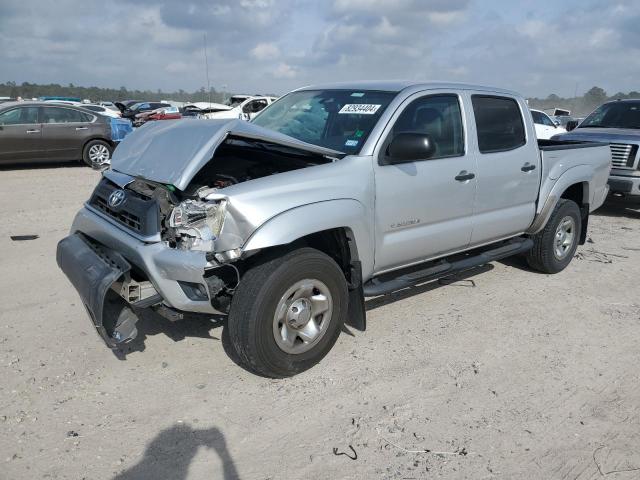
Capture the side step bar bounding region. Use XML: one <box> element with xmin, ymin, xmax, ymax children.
<box><xmin>363</xmin><ymin>238</ymin><xmax>533</xmax><ymax>297</ymax></box>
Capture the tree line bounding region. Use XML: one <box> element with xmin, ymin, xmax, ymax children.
<box><xmin>0</xmin><ymin>81</ymin><xmax>232</xmax><ymax>103</ymax></box>
<box><xmin>528</xmin><ymin>86</ymin><xmax>640</xmax><ymax>117</ymax></box>
<box><xmin>1</xmin><ymin>81</ymin><xmax>636</xmax><ymax>116</ymax></box>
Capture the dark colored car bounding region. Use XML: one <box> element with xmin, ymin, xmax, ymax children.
<box><xmin>120</xmin><ymin>102</ymin><xmax>172</xmax><ymax>121</ymax></box>
<box><xmin>114</xmin><ymin>100</ymin><xmax>142</xmax><ymax>113</ymax></box>
<box><xmin>0</xmin><ymin>102</ymin><xmax>132</xmax><ymax>167</ymax></box>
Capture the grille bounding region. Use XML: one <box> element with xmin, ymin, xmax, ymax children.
<box><xmin>609</xmin><ymin>143</ymin><xmax>637</xmax><ymax>169</ymax></box>
<box><xmin>94</xmin><ymin>197</ymin><xmax>142</xmax><ymax>231</ymax></box>
<box><xmin>88</xmin><ymin>179</ymin><xmax>160</xmax><ymax>236</ymax></box>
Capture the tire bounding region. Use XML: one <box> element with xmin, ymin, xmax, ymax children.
<box><xmin>227</xmin><ymin>247</ymin><xmax>348</xmax><ymax>378</ymax></box>
<box><xmin>82</xmin><ymin>139</ymin><xmax>112</xmax><ymax>169</ymax></box>
<box><xmin>526</xmin><ymin>199</ymin><xmax>582</xmax><ymax>274</ymax></box>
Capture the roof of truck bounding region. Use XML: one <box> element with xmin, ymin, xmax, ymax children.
<box><xmin>295</xmin><ymin>80</ymin><xmax>520</xmax><ymax>96</ymax></box>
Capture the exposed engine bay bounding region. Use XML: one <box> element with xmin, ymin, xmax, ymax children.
<box><xmin>185</xmin><ymin>137</ymin><xmax>333</xmax><ymax>193</ymax></box>
<box><xmin>130</xmin><ymin>137</ymin><xmax>335</xmax><ymax>251</ymax></box>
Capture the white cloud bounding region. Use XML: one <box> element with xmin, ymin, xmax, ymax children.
<box><xmin>272</xmin><ymin>62</ymin><xmax>297</xmax><ymax>78</ymax></box>
<box><xmin>251</xmin><ymin>42</ymin><xmax>280</xmax><ymax>60</ymax></box>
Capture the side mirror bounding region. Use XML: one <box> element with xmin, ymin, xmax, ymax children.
<box><xmin>566</xmin><ymin>120</ymin><xmax>578</xmax><ymax>131</ymax></box>
<box><xmin>384</xmin><ymin>133</ymin><xmax>436</xmax><ymax>164</ymax></box>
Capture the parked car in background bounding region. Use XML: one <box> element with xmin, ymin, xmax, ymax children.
<box><xmin>553</xmin><ymin>99</ymin><xmax>640</xmax><ymax>203</ymax></box>
<box><xmin>134</xmin><ymin>106</ymin><xmax>182</xmax><ymax>126</ymax></box>
<box><xmin>204</xmin><ymin>95</ymin><xmax>278</xmax><ymax>120</ymax></box>
<box><xmin>114</xmin><ymin>100</ymin><xmax>142</xmax><ymax>114</ymax></box>
<box><xmin>57</xmin><ymin>81</ymin><xmax>610</xmax><ymax>377</ymax></box>
<box><xmin>81</xmin><ymin>104</ymin><xmax>122</xmax><ymax>119</ymax></box>
<box><xmin>531</xmin><ymin>109</ymin><xmax>567</xmax><ymax>139</ymax></box>
<box><xmin>38</xmin><ymin>96</ymin><xmax>82</xmax><ymax>102</ymax></box>
<box><xmin>98</xmin><ymin>101</ymin><xmax>120</xmax><ymax>112</ymax></box>
<box><xmin>0</xmin><ymin>101</ymin><xmax>132</xmax><ymax>167</ymax></box>
<box><xmin>120</xmin><ymin>101</ymin><xmax>172</xmax><ymax>121</ymax></box>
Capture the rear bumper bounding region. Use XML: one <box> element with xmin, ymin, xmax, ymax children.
<box><xmin>69</xmin><ymin>206</ymin><xmax>220</xmax><ymax>315</ymax></box>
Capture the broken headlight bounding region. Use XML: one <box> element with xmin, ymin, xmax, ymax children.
<box><xmin>168</xmin><ymin>199</ymin><xmax>227</xmax><ymax>251</ymax></box>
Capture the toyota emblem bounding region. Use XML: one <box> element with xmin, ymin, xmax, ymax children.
<box><xmin>108</xmin><ymin>189</ymin><xmax>126</xmax><ymax>208</ymax></box>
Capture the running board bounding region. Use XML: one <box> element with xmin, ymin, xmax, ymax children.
<box><xmin>363</xmin><ymin>238</ymin><xmax>533</xmax><ymax>297</ymax></box>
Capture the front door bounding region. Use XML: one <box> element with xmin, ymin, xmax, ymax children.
<box><xmin>373</xmin><ymin>92</ymin><xmax>477</xmax><ymax>273</ymax></box>
<box><xmin>0</xmin><ymin>106</ymin><xmax>43</xmax><ymax>164</ymax></box>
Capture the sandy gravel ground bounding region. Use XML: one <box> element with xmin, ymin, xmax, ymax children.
<box><xmin>1</xmin><ymin>164</ymin><xmax>640</xmax><ymax>480</ymax></box>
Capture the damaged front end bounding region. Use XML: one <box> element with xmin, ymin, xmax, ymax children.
<box><xmin>57</xmin><ymin>119</ymin><xmax>343</xmax><ymax>348</ymax></box>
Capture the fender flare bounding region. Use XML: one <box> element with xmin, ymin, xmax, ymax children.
<box><xmin>242</xmin><ymin>199</ymin><xmax>374</xmax><ymax>279</ymax></box>
<box><xmin>528</xmin><ymin>165</ymin><xmax>592</xmax><ymax>234</ymax></box>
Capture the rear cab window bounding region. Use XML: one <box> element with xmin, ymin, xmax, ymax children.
<box><xmin>471</xmin><ymin>95</ymin><xmax>526</xmax><ymax>153</ymax></box>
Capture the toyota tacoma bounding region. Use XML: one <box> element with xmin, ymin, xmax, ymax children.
<box><xmin>57</xmin><ymin>81</ymin><xmax>611</xmax><ymax>377</ymax></box>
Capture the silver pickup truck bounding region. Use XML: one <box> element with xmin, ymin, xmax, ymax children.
<box><xmin>57</xmin><ymin>81</ymin><xmax>611</xmax><ymax>377</ymax></box>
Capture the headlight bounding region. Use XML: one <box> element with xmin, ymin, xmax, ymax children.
<box><xmin>168</xmin><ymin>199</ymin><xmax>227</xmax><ymax>251</ymax></box>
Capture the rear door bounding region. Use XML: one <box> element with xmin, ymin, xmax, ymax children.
<box><xmin>467</xmin><ymin>93</ymin><xmax>541</xmax><ymax>245</ymax></box>
<box><xmin>0</xmin><ymin>106</ymin><xmax>43</xmax><ymax>164</ymax></box>
<box><xmin>373</xmin><ymin>91</ymin><xmax>477</xmax><ymax>272</ymax></box>
<box><xmin>41</xmin><ymin>106</ymin><xmax>95</xmax><ymax>160</ymax></box>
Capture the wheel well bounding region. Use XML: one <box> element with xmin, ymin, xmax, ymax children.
<box><xmin>293</xmin><ymin>228</ymin><xmax>357</xmax><ymax>281</ymax></box>
<box><xmin>244</xmin><ymin>228</ymin><xmax>358</xmax><ymax>284</ymax></box>
<box><xmin>560</xmin><ymin>182</ymin><xmax>587</xmax><ymax>206</ymax></box>
<box><xmin>560</xmin><ymin>182</ymin><xmax>589</xmax><ymax>244</ymax></box>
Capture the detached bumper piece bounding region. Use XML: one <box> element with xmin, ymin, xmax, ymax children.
<box><xmin>56</xmin><ymin>233</ymin><xmax>140</xmax><ymax>348</ymax></box>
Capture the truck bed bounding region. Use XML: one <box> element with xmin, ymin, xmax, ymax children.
<box><xmin>538</xmin><ymin>138</ymin><xmax>608</xmax><ymax>151</ymax></box>
<box><xmin>537</xmin><ymin>139</ymin><xmax>611</xmax><ymax>214</ymax></box>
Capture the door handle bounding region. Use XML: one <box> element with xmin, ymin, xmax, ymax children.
<box><xmin>521</xmin><ymin>163</ymin><xmax>536</xmax><ymax>172</ymax></box>
<box><xmin>75</xmin><ymin>126</ymin><xmax>88</xmax><ymax>131</ymax></box>
<box><xmin>454</xmin><ymin>171</ymin><xmax>475</xmax><ymax>182</ymax></box>
<box><xmin>26</xmin><ymin>129</ymin><xmax>40</xmax><ymax>134</ymax></box>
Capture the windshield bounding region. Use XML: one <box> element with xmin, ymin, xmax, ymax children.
<box><xmin>252</xmin><ymin>89</ymin><xmax>396</xmax><ymax>154</ymax></box>
<box><xmin>580</xmin><ymin>101</ymin><xmax>640</xmax><ymax>129</ymax></box>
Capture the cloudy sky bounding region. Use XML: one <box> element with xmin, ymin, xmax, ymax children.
<box><xmin>1</xmin><ymin>0</ymin><xmax>638</xmax><ymax>97</ymax></box>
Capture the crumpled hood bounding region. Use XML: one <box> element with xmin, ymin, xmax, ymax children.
<box><xmin>554</xmin><ymin>127</ymin><xmax>640</xmax><ymax>144</ymax></box>
<box><xmin>110</xmin><ymin>119</ymin><xmax>344</xmax><ymax>191</ymax></box>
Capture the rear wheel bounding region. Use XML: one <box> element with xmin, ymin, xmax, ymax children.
<box><xmin>83</xmin><ymin>140</ymin><xmax>112</xmax><ymax>169</ymax></box>
<box><xmin>526</xmin><ymin>199</ymin><xmax>581</xmax><ymax>273</ymax></box>
<box><xmin>227</xmin><ymin>247</ymin><xmax>348</xmax><ymax>378</ymax></box>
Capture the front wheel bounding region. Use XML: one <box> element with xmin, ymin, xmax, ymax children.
<box><xmin>526</xmin><ymin>199</ymin><xmax>582</xmax><ymax>273</ymax></box>
<box><xmin>82</xmin><ymin>139</ymin><xmax>112</xmax><ymax>169</ymax></box>
<box><xmin>227</xmin><ymin>248</ymin><xmax>348</xmax><ymax>378</ymax></box>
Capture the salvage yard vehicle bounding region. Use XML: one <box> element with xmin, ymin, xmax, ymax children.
<box><xmin>530</xmin><ymin>108</ymin><xmax>566</xmax><ymax>139</ymax></box>
<box><xmin>204</xmin><ymin>95</ymin><xmax>278</xmax><ymax>120</ymax></box>
<box><xmin>0</xmin><ymin>101</ymin><xmax>132</xmax><ymax>167</ymax></box>
<box><xmin>120</xmin><ymin>101</ymin><xmax>171</xmax><ymax>121</ymax></box>
<box><xmin>553</xmin><ymin>99</ymin><xmax>640</xmax><ymax>203</ymax></box>
<box><xmin>134</xmin><ymin>106</ymin><xmax>182</xmax><ymax>126</ymax></box>
<box><xmin>57</xmin><ymin>81</ymin><xmax>611</xmax><ymax>377</ymax></box>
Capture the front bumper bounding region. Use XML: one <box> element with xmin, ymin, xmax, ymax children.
<box><xmin>68</xmin><ymin>206</ymin><xmax>220</xmax><ymax>315</ymax></box>
<box><xmin>608</xmin><ymin>171</ymin><xmax>640</xmax><ymax>201</ymax></box>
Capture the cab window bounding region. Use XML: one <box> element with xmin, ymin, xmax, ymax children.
<box><xmin>472</xmin><ymin>95</ymin><xmax>526</xmax><ymax>153</ymax></box>
<box><xmin>391</xmin><ymin>94</ymin><xmax>465</xmax><ymax>159</ymax></box>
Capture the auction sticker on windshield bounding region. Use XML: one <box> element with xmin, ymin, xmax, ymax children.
<box><xmin>339</xmin><ymin>104</ymin><xmax>381</xmax><ymax>114</ymax></box>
